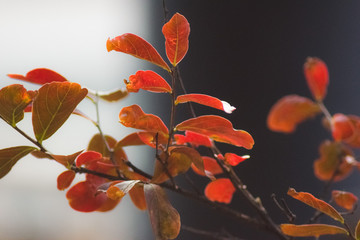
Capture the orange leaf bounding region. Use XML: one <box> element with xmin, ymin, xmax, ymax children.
<box><xmin>162</xmin><ymin>13</ymin><xmax>190</xmax><ymax>66</ymax></box>
<box><xmin>267</xmin><ymin>95</ymin><xmax>321</xmax><ymax>133</ymax></box>
<box><xmin>304</xmin><ymin>57</ymin><xmax>329</xmax><ymax>101</ymax></box>
<box><xmin>176</xmin><ymin>115</ymin><xmax>254</xmax><ymax>149</ymax></box>
<box><xmin>119</xmin><ymin>104</ymin><xmax>169</xmax><ymax>135</ymax></box>
<box><xmin>88</xmin><ymin>134</ymin><xmax>117</xmax><ymax>157</ymax></box>
<box><xmin>332</xmin><ymin>190</ymin><xmax>358</xmax><ymax>211</ymax></box>
<box><xmin>152</xmin><ymin>147</ymin><xmax>197</xmax><ymax>183</ymax></box>
<box><xmin>57</xmin><ymin>170</ymin><xmax>75</xmax><ymax>190</ymax></box>
<box><xmin>76</xmin><ymin>151</ymin><xmax>103</xmax><ymax>167</ymax></box>
<box><xmin>117</xmin><ymin>132</ymin><xmax>146</xmax><ymax>147</ymax></box>
<box><xmin>32</xmin><ymin>82</ymin><xmax>88</xmax><ymax>143</ymax></box>
<box><xmin>205</xmin><ymin>178</ymin><xmax>235</xmax><ymax>204</ymax></box>
<box><xmin>125</xmin><ymin>70</ymin><xmax>172</xmax><ymax>93</ymax></box>
<box><xmin>331</xmin><ymin>113</ymin><xmax>360</xmax><ymax>147</ymax></box>
<box><xmin>287</xmin><ymin>188</ymin><xmax>344</xmax><ymax>223</ymax></box>
<box><xmin>224</xmin><ymin>153</ymin><xmax>249</xmax><ymax>166</ymax></box>
<box><xmin>176</xmin><ymin>94</ymin><xmax>235</xmax><ymax>114</ymax></box>
<box><xmin>107</xmin><ymin>33</ymin><xmax>170</xmax><ymax>72</ymax></box>
<box><xmin>144</xmin><ymin>184</ymin><xmax>181</xmax><ymax>239</ymax></box>
<box><xmin>0</xmin><ymin>146</ymin><xmax>36</xmax><ymax>179</ymax></box>
<box><xmin>8</xmin><ymin>68</ymin><xmax>68</xmax><ymax>85</ymax></box>
<box><xmin>174</xmin><ymin>131</ymin><xmax>213</xmax><ymax>148</ymax></box>
<box><xmin>129</xmin><ymin>184</ymin><xmax>147</xmax><ymax>210</ymax></box>
<box><xmin>105</xmin><ymin>180</ymin><xmax>140</xmax><ymax>201</ymax></box>
<box><xmin>137</xmin><ymin>131</ymin><xmax>168</xmax><ymax>148</ymax></box>
<box><xmin>0</xmin><ymin>84</ymin><xmax>35</xmax><ymax>126</ymax></box>
<box><xmin>191</xmin><ymin>156</ymin><xmax>223</xmax><ymax>176</ymax></box>
<box><xmin>314</xmin><ymin>140</ymin><xmax>355</xmax><ymax>182</ymax></box>
<box><xmin>281</xmin><ymin>224</ymin><xmax>348</xmax><ymax>237</ymax></box>
<box><xmin>51</xmin><ymin>150</ymin><xmax>83</xmax><ymax>167</ymax></box>
<box><xmin>89</xmin><ymin>88</ymin><xmax>128</xmax><ymax>102</ymax></box>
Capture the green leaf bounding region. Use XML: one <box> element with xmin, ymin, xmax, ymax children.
<box><xmin>32</xmin><ymin>82</ymin><xmax>88</xmax><ymax>143</ymax></box>
<box><xmin>281</xmin><ymin>224</ymin><xmax>348</xmax><ymax>237</ymax></box>
<box><xmin>144</xmin><ymin>184</ymin><xmax>181</xmax><ymax>240</ymax></box>
<box><xmin>0</xmin><ymin>84</ymin><xmax>35</xmax><ymax>126</ymax></box>
<box><xmin>0</xmin><ymin>146</ymin><xmax>36</xmax><ymax>179</ymax></box>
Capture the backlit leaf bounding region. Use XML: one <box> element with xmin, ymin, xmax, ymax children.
<box><xmin>267</xmin><ymin>95</ymin><xmax>321</xmax><ymax>133</ymax></box>
<box><xmin>144</xmin><ymin>184</ymin><xmax>181</xmax><ymax>240</ymax></box>
<box><xmin>107</xmin><ymin>33</ymin><xmax>170</xmax><ymax>72</ymax></box>
<box><xmin>117</xmin><ymin>132</ymin><xmax>146</xmax><ymax>147</ymax></box>
<box><xmin>224</xmin><ymin>153</ymin><xmax>249</xmax><ymax>166</ymax></box>
<box><xmin>204</xmin><ymin>178</ymin><xmax>235</xmax><ymax>204</ymax></box>
<box><xmin>162</xmin><ymin>13</ymin><xmax>190</xmax><ymax>66</ymax></box>
<box><xmin>175</xmin><ymin>94</ymin><xmax>235</xmax><ymax>114</ymax></box>
<box><xmin>76</xmin><ymin>151</ymin><xmax>103</xmax><ymax>167</ymax></box>
<box><xmin>174</xmin><ymin>131</ymin><xmax>213</xmax><ymax>148</ymax></box>
<box><xmin>304</xmin><ymin>57</ymin><xmax>329</xmax><ymax>101</ymax></box>
<box><xmin>119</xmin><ymin>105</ymin><xmax>169</xmax><ymax>135</ymax></box>
<box><xmin>88</xmin><ymin>134</ymin><xmax>117</xmax><ymax>157</ymax></box>
<box><xmin>0</xmin><ymin>146</ymin><xmax>36</xmax><ymax>179</ymax></box>
<box><xmin>137</xmin><ymin>131</ymin><xmax>168</xmax><ymax>148</ymax></box>
<box><xmin>8</xmin><ymin>68</ymin><xmax>68</xmax><ymax>85</ymax></box>
<box><xmin>332</xmin><ymin>190</ymin><xmax>358</xmax><ymax>211</ymax></box>
<box><xmin>129</xmin><ymin>184</ymin><xmax>147</xmax><ymax>210</ymax></box>
<box><xmin>125</xmin><ymin>70</ymin><xmax>172</xmax><ymax>93</ymax></box>
<box><xmin>176</xmin><ymin>115</ymin><xmax>254</xmax><ymax>149</ymax></box>
<box><xmin>32</xmin><ymin>82</ymin><xmax>88</xmax><ymax>143</ymax></box>
<box><xmin>103</xmin><ymin>180</ymin><xmax>140</xmax><ymax>201</ymax></box>
<box><xmin>287</xmin><ymin>188</ymin><xmax>344</xmax><ymax>223</ymax></box>
<box><xmin>152</xmin><ymin>147</ymin><xmax>197</xmax><ymax>183</ymax></box>
<box><xmin>0</xmin><ymin>84</ymin><xmax>35</xmax><ymax>126</ymax></box>
<box><xmin>57</xmin><ymin>170</ymin><xmax>75</xmax><ymax>190</ymax></box>
<box><xmin>191</xmin><ymin>156</ymin><xmax>223</xmax><ymax>176</ymax></box>
<box><xmin>281</xmin><ymin>224</ymin><xmax>348</xmax><ymax>237</ymax></box>
<box><xmin>331</xmin><ymin>113</ymin><xmax>360</xmax><ymax>148</ymax></box>
<box><xmin>314</xmin><ymin>140</ymin><xmax>355</xmax><ymax>182</ymax></box>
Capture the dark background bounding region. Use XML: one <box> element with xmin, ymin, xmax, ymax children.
<box><xmin>149</xmin><ymin>1</ymin><xmax>360</xmax><ymax>240</ymax></box>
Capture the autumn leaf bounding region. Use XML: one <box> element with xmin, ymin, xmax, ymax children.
<box><xmin>174</xmin><ymin>131</ymin><xmax>213</xmax><ymax>148</ymax></box>
<box><xmin>107</xmin><ymin>33</ymin><xmax>170</xmax><ymax>72</ymax></box>
<box><xmin>32</xmin><ymin>82</ymin><xmax>88</xmax><ymax>143</ymax></box>
<box><xmin>267</xmin><ymin>94</ymin><xmax>321</xmax><ymax>133</ymax></box>
<box><xmin>119</xmin><ymin>104</ymin><xmax>169</xmax><ymax>135</ymax></box>
<box><xmin>175</xmin><ymin>94</ymin><xmax>235</xmax><ymax>114</ymax></box>
<box><xmin>50</xmin><ymin>150</ymin><xmax>83</xmax><ymax>167</ymax></box>
<box><xmin>281</xmin><ymin>224</ymin><xmax>348</xmax><ymax>237</ymax></box>
<box><xmin>176</xmin><ymin>115</ymin><xmax>254</xmax><ymax>149</ymax></box>
<box><xmin>57</xmin><ymin>170</ymin><xmax>75</xmax><ymax>190</ymax></box>
<box><xmin>0</xmin><ymin>146</ymin><xmax>36</xmax><ymax>179</ymax></box>
<box><xmin>332</xmin><ymin>190</ymin><xmax>358</xmax><ymax>211</ymax></box>
<box><xmin>224</xmin><ymin>153</ymin><xmax>249</xmax><ymax>166</ymax></box>
<box><xmin>356</xmin><ymin>220</ymin><xmax>360</xmax><ymax>240</ymax></box>
<box><xmin>314</xmin><ymin>140</ymin><xmax>355</xmax><ymax>182</ymax></box>
<box><xmin>144</xmin><ymin>184</ymin><xmax>181</xmax><ymax>240</ymax></box>
<box><xmin>101</xmin><ymin>180</ymin><xmax>140</xmax><ymax>201</ymax></box>
<box><xmin>87</xmin><ymin>88</ymin><xmax>128</xmax><ymax>102</ymax></box>
<box><xmin>76</xmin><ymin>151</ymin><xmax>103</xmax><ymax>167</ymax></box>
<box><xmin>287</xmin><ymin>188</ymin><xmax>344</xmax><ymax>223</ymax></box>
<box><xmin>304</xmin><ymin>57</ymin><xmax>329</xmax><ymax>101</ymax></box>
<box><xmin>129</xmin><ymin>184</ymin><xmax>147</xmax><ymax>210</ymax></box>
<box><xmin>191</xmin><ymin>156</ymin><xmax>223</xmax><ymax>177</ymax></box>
<box><xmin>0</xmin><ymin>84</ymin><xmax>35</xmax><ymax>126</ymax></box>
<box><xmin>88</xmin><ymin>134</ymin><xmax>117</xmax><ymax>157</ymax></box>
<box><xmin>204</xmin><ymin>178</ymin><xmax>235</xmax><ymax>204</ymax></box>
<box><xmin>8</xmin><ymin>68</ymin><xmax>68</xmax><ymax>85</ymax></box>
<box><xmin>331</xmin><ymin>113</ymin><xmax>360</xmax><ymax>147</ymax></box>
<box><xmin>125</xmin><ymin>70</ymin><xmax>172</xmax><ymax>93</ymax></box>
<box><xmin>152</xmin><ymin>147</ymin><xmax>199</xmax><ymax>183</ymax></box>
<box><xmin>162</xmin><ymin>13</ymin><xmax>190</xmax><ymax>66</ymax></box>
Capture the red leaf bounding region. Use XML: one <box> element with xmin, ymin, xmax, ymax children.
<box><xmin>205</xmin><ymin>178</ymin><xmax>235</xmax><ymax>204</ymax></box>
<box><xmin>32</xmin><ymin>82</ymin><xmax>88</xmax><ymax>143</ymax></box>
<box><xmin>8</xmin><ymin>68</ymin><xmax>68</xmax><ymax>85</ymax></box>
<box><xmin>137</xmin><ymin>131</ymin><xmax>168</xmax><ymax>148</ymax></box>
<box><xmin>267</xmin><ymin>94</ymin><xmax>321</xmax><ymax>133</ymax></box>
<box><xmin>281</xmin><ymin>224</ymin><xmax>348</xmax><ymax>237</ymax></box>
<box><xmin>191</xmin><ymin>156</ymin><xmax>223</xmax><ymax>176</ymax></box>
<box><xmin>304</xmin><ymin>57</ymin><xmax>329</xmax><ymax>101</ymax></box>
<box><xmin>107</xmin><ymin>33</ymin><xmax>170</xmax><ymax>72</ymax></box>
<box><xmin>174</xmin><ymin>131</ymin><xmax>213</xmax><ymax>148</ymax></box>
<box><xmin>331</xmin><ymin>114</ymin><xmax>360</xmax><ymax>147</ymax></box>
<box><xmin>314</xmin><ymin>140</ymin><xmax>355</xmax><ymax>182</ymax></box>
<box><xmin>224</xmin><ymin>153</ymin><xmax>249</xmax><ymax>166</ymax></box>
<box><xmin>176</xmin><ymin>94</ymin><xmax>235</xmax><ymax>114</ymax></box>
<box><xmin>57</xmin><ymin>170</ymin><xmax>75</xmax><ymax>190</ymax></box>
<box><xmin>287</xmin><ymin>188</ymin><xmax>344</xmax><ymax>223</ymax></box>
<box><xmin>125</xmin><ymin>70</ymin><xmax>172</xmax><ymax>93</ymax></box>
<box><xmin>119</xmin><ymin>104</ymin><xmax>169</xmax><ymax>135</ymax></box>
<box><xmin>76</xmin><ymin>151</ymin><xmax>103</xmax><ymax>167</ymax></box>
<box><xmin>332</xmin><ymin>190</ymin><xmax>358</xmax><ymax>211</ymax></box>
<box><xmin>176</xmin><ymin>115</ymin><xmax>254</xmax><ymax>149</ymax></box>
<box><xmin>162</xmin><ymin>13</ymin><xmax>190</xmax><ymax>66</ymax></box>
<box><xmin>0</xmin><ymin>84</ymin><xmax>35</xmax><ymax>126</ymax></box>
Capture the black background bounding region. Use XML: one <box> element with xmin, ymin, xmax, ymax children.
<box><xmin>149</xmin><ymin>1</ymin><xmax>360</xmax><ymax>239</ymax></box>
